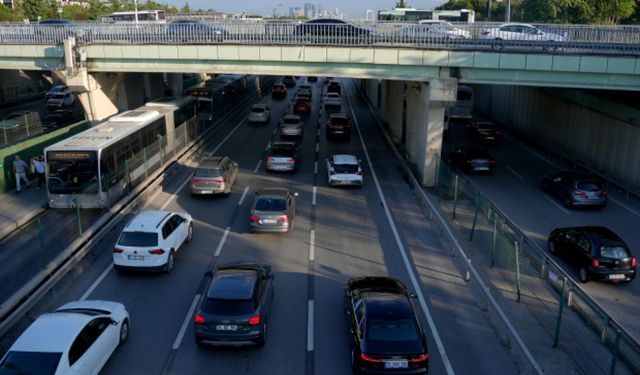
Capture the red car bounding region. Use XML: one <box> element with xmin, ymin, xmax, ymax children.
<box><xmin>293</xmin><ymin>97</ymin><xmax>311</xmax><ymax>114</ymax></box>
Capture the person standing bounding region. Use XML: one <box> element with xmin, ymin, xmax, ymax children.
<box><xmin>33</xmin><ymin>156</ymin><xmax>46</xmax><ymax>190</ymax></box>
<box><xmin>13</xmin><ymin>155</ymin><xmax>31</xmax><ymax>193</ymax></box>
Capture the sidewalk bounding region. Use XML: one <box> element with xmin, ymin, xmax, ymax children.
<box><xmin>0</xmin><ymin>177</ymin><xmax>48</xmax><ymax>242</ymax></box>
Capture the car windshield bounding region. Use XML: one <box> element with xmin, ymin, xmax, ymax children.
<box><xmin>366</xmin><ymin>318</ymin><xmax>419</xmax><ymax>342</ymax></box>
<box><xmin>576</xmin><ymin>181</ymin><xmax>602</xmax><ymax>191</ymax></box>
<box><xmin>255</xmin><ymin>198</ymin><xmax>287</xmax><ymax>211</ymax></box>
<box><xmin>333</xmin><ymin>163</ymin><xmax>358</xmax><ymax>173</ymax></box>
<box><xmin>118</xmin><ymin>231</ymin><xmax>158</xmax><ymax>247</ymax></box>
<box><xmin>599</xmin><ymin>246</ymin><xmax>629</xmax><ymax>259</ymax></box>
<box><xmin>251</xmin><ymin>107</ymin><xmax>265</xmax><ymax>113</ymax></box>
<box><xmin>282</xmin><ymin>118</ymin><xmax>300</xmax><ymax>125</ymax></box>
<box><xmin>195</xmin><ymin>168</ymin><xmax>222</xmax><ymax>178</ymax></box>
<box><xmin>270</xmin><ymin>146</ymin><xmax>295</xmax><ymax>156</ymax></box>
<box><xmin>330</xmin><ymin>117</ymin><xmax>348</xmax><ymax>125</ymax></box>
<box><xmin>0</xmin><ymin>351</ymin><xmax>62</xmax><ymax>375</ymax></box>
<box><xmin>202</xmin><ymin>298</ymin><xmax>254</xmax><ymax>315</ymax></box>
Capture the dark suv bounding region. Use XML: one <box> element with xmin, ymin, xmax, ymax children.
<box><xmin>271</xmin><ymin>83</ymin><xmax>287</xmax><ymax>99</ymax></box>
<box><xmin>548</xmin><ymin>226</ymin><xmax>636</xmax><ymax>283</ymax></box>
<box><xmin>464</xmin><ymin>121</ymin><xmax>500</xmax><ymax>144</ymax></box>
<box><xmin>293</xmin><ymin>18</ymin><xmax>374</xmax><ymax>44</ymax></box>
<box><xmin>541</xmin><ymin>171</ymin><xmax>606</xmax><ymax>208</ymax></box>
<box><xmin>326</xmin><ymin>113</ymin><xmax>351</xmax><ymax>140</ymax></box>
<box><xmin>194</xmin><ymin>263</ymin><xmax>274</xmax><ymax>346</ymax></box>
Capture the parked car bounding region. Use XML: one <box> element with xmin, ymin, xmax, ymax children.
<box><xmin>326</xmin><ymin>113</ymin><xmax>351</xmax><ymax>139</ymax></box>
<box><xmin>540</xmin><ymin>171</ymin><xmax>607</xmax><ymax>208</ymax></box>
<box><xmin>190</xmin><ymin>156</ymin><xmax>239</xmax><ymax>196</ymax></box>
<box><xmin>46</xmin><ymin>85</ymin><xmax>72</xmax><ymax>100</ymax></box>
<box><xmin>249</xmin><ymin>188</ymin><xmax>297</xmax><ymax>233</ymax></box>
<box><xmin>271</xmin><ymin>83</ymin><xmax>287</xmax><ymax>99</ymax></box>
<box><xmin>46</xmin><ymin>92</ymin><xmax>75</xmax><ymax>110</ymax></box>
<box><xmin>42</xmin><ymin>109</ymin><xmax>83</xmax><ymax>132</ymax></box>
<box><xmin>464</xmin><ymin>121</ymin><xmax>500</xmax><ymax>144</ymax></box>
<box><xmin>293</xmin><ymin>97</ymin><xmax>312</xmax><ymax>114</ymax></box>
<box><xmin>0</xmin><ymin>300</ymin><xmax>129</xmax><ymax>375</ymax></box>
<box><xmin>165</xmin><ymin>19</ymin><xmax>227</xmax><ymax>42</ymax></box>
<box><xmin>344</xmin><ymin>277</ymin><xmax>429</xmax><ymax>374</ymax></box>
<box><xmin>479</xmin><ymin>23</ymin><xmax>565</xmax><ymax>48</ymax></box>
<box><xmin>113</xmin><ymin>210</ymin><xmax>193</xmax><ymax>273</ymax></box>
<box><xmin>293</xmin><ymin>18</ymin><xmax>374</xmax><ymax>44</ymax></box>
<box><xmin>449</xmin><ymin>145</ymin><xmax>496</xmax><ymax>174</ymax></box>
<box><xmin>280</xmin><ymin>114</ymin><xmax>304</xmax><ymax>138</ymax></box>
<box><xmin>283</xmin><ymin>76</ymin><xmax>296</xmax><ymax>88</ymax></box>
<box><xmin>326</xmin><ymin>154</ymin><xmax>363</xmax><ymax>187</ymax></box>
<box><xmin>265</xmin><ymin>141</ymin><xmax>300</xmax><ymax>172</ymax></box>
<box><xmin>400</xmin><ymin>20</ymin><xmax>471</xmax><ymax>42</ymax></box>
<box><xmin>548</xmin><ymin>226</ymin><xmax>636</xmax><ymax>283</ymax></box>
<box><xmin>327</xmin><ymin>81</ymin><xmax>341</xmax><ymax>94</ymax></box>
<box><xmin>324</xmin><ymin>92</ymin><xmax>342</xmax><ymax>108</ymax></box>
<box><xmin>194</xmin><ymin>263</ymin><xmax>274</xmax><ymax>346</ymax></box>
<box><xmin>248</xmin><ymin>104</ymin><xmax>271</xmax><ymax>123</ymax></box>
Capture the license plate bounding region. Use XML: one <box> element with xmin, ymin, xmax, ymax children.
<box><xmin>486</xmin><ymin>136</ymin><xmax>494</xmax><ymax>140</ymax></box>
<box><xmin>127</xmin><ymin>255</ymin><xmax>145</xmax><ymax>261</ymax></box>
<box><xmin>340</xmin><ymin>180</ymin><xmax>351</xmax><ymax>184</ymax></box>
<box><xmin>384</xmin><ymin>360</ymin><xmax>408</xmax><ymax>369</ymax></box>
<box><xmin>262</xmin><ymin>219</ymin><xmax>277</xmax><ymax>224</ymax></box>
<box><xmin>200</xmin><ymin>190</ymin><xmax>213</xmax><ymax>194</ymax></box>
<box><xmin>609</xmin><ymin>274</ymin><xmax>625</xmax><ymax>280</ymax></box>
<box><xmin>216</xmin><ymin>325</ymin><xmax>238</xmax><ymax>331</ymax></box>
<box><xmin>476</xmin><ymin>167</ymin><xmax>489</xmax><ymax>171</ymax></box>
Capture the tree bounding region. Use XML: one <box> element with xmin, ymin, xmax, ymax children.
<box><xmin>21</xmin><ymin>0</ymin><xmax>49</xmax><ymax>20</ymax></box>
<box><xmin>0</xmin><ymin>4</ymin><xmax>19</xmax><ymax>21</ymax></box>
<box><xmin>109</xmin><ymin>0</ymin><xmax>124</xmax><ymax>13</ymax></box>
<box><xmin>395</xmin><ymin>0</ymin><xmax>410</xmax><ymax>8</ymax></box>
<box><xmin>181</xmin><ymin>2</ymin><xmax>190</xmax><ymax>13</ymax></box>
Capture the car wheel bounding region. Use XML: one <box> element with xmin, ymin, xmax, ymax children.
<box><xmin>165</xmin><ymin>251</ymin><xmax>175</xmax><ymax>273</ymax></box>
<box><xmin>186</xmin><ymin>223</ymin><xmax>193</xmax><ymax>243</ymax></box>
<box><xmin>491</xmin><ymin>38</ymin><xmax>503</xmax><ymax>50</ymax></box>
<box><xmin>256</xmin><ymin>322</ymin><xmax>267</xmax><ymax>347</ymax></box>
<box><xmin>119</xmin><ymin>318</ymin><xmax>130</xmax><ymax>345</ymax></box>
<box><xmin>548</xmin><ymin>240</ymin><xmax>557</xmax><ymax>255</ymax></box>
<box><xmin>563</xmin><ymin>196</ymin><xmax>573</xmax><ymax>208</ymax></box>
<box><xmin>579</xmin><ymin>268</ymin><xmax>589</xmax><ymax>283</ymax></box>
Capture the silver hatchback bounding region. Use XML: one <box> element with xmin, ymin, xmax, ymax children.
<box><xmin>190</xmin><ymin>156</ymin><xmax>239</xmax><ymax>196</ymax></box>
<box><xmin>280</xmin><ymin>115</ymin><xmax>303</xmax><ymax>138</ymax></box>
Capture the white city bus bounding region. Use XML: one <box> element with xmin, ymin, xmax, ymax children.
<box><xmin>45</xmin><ymin>96</ymin><xmax>196</xmax><ymax>209</ymax></box>
<box><xmin>101</xmin><ymin>10</ymin><xmax>167</xmax><ymax>23</ymax></box>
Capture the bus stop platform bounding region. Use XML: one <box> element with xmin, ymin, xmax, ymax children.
<box><xmin>0</xmin><ymin>179</ymin><xmax>48</xmax><ymax>242</ymax></box>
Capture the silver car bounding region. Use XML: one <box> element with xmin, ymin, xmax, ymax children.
<box><xmin>479</xmin><ymin>23</ymin><xmax>565</xmax><ymax>45</ymax></box>
<box><xmin>248</xmin><ymin>104</ymin><xmax>271</xmax><ymax>123</ymax></box>
<box><xmin>280</xmin><ymin>114</ymin><xmax>304</xmax><ymax>138</ymax></box>
<box><xmin>190</xmin><ymin>156</ymin><xmax>239</xmax><ymax>196</ymax></box>
<box><xmin>265</xmin><ymin>142</ymin><xmax>300</xmax><ymax>172</ymax></box>
<box><xmin>249</xmin><ymin>188</ymin><xmax>298</xmax><ymax>233</ymax></box>
<box><xmin>326</xmin><ymin>154</ymin><xmax>363</xmax><ymax>187</ymax></box>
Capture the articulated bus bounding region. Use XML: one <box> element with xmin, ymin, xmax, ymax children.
<box><xmin>101</xmin><ymin>10</ymin><xmax>167</xmax><ymax>23</ymax></box>
<box><xmin>377</xmin><ymin>8</ymin><xmax>475</xmax><ymax>23</ymax></box>
<box><xmin>45</xmin><ymin>96</ymin><xmax>196</xmax><ymax>209</ymax></box>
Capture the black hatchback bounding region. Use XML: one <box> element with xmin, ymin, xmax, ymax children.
<box><xmin>449</xmin><ymin>145</ymin><xmax>496</xmax><ymax>174</ymax></box>
<box><xmin>344</xmin><ymin>277</ymin><xmax>429</xmax><ymax>374</ymax></box>
<box><xmin>194</xmin><ymin>263</ymin><xmax>274</xmax><ymax>346</ymax></box>
<box><xmin>541</xmin><ymin>171</ymin><xmax>607</xmax><ymax>208</ymax></box>
<box><xmin>548</xmin><ymin>226</ymin><xmax>636</xmax><ymax>283</ymax></box>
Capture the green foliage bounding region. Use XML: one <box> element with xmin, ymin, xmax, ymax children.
<box><xmin>181</xmin><ymin>2</ymin><xmax>191</xmax><ymax>14</ymax></box>
<box><xmin>395</xmin><ymin>0</ymin><xmax>411</xmax><ymax>8</ymax></box>
<box><xmin>0</xmin><ymin>4</ymin><xmax>19</xmax><ymax>21</ymax></box>
<box><xmin>22</xmin><ymin>0</ymin><xmax>49</xmax><ymax>21</ymax></box>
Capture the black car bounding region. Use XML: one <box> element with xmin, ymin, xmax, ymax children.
<box><xmin>283</xmin><ymin>76</ymin><xmax>296</xmax><ymax>88</ymax></box>
<box><xmin>344</xmin><ymin>277</ymin><xmax>429</xmax><ymax>374</ymax></box>
<box><xmin>307</xmin><ymin>76</ymin><xmax>318</xmax><ymax>82</ymax></box>
<box><xmin>541</xmin><ymin>171</ymin><xmax>607</xmax><ymax>208</ymax></box>
<box><xmin>327</xmin><ymin>81</ymin><xmax>342</xmax><ymax>95</ymax></box>
<box><xmin>548</xmin><ymin>227</ymin><xmax>636</xmax><ymax>283</ymax></box>
<box><xmin>271</xmin><ymin>83</ymin><xmax>287</xmax><ymax>99</ymax></box>
<box><xmin>464</xmin><ymin>121</ymin><xmax>500</xmax><ymax>144</ymax></box>
<box><xmin>326</xmin><ymin>113</ymin><xmax>351</xmax><ymax>140</ymax></box>
<box><xmin>42</xmin><ymin>109</ymin><xmax>83</xmax><ymax>132</ymax></box>
<box><xmin>449</xmin><ymin>146</ymin><xmax>496</xmax><ymax>174</ymax></box>
<box><xmin>165</xmin><ymin>19</ymin><xmax>227</xmax><ymax>42</ymax></box>
<box><xmin>194</xmin><ymin>263</ymin><xmax>274</xmax><ymax>346</ymax></box>
<box><xmin>293</xmin><ymin>18</ymin><xmax>374</xmax><ymax>44</ymax></box>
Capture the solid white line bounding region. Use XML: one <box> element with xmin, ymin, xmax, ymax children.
<box><xmin>506</xmin><ymin>166</ymin><xmax>524</xmax><ymax>180</ymax></box>
<box><xmin>307</xmin><ymin>300</ymin><xmax>314</xmax><ymax>352</ymax></box>
<box><xmin>317</xmin><ymin>128</ymin><xmax>320</xmax><ymax>137</ymax></box>
<box><xmin>312</xmin><ymin>186</ymin><xmax>317</xmax><ymax>205</ymax></box>
<box><xmin>543</xmin><ymin>195</ymin><xmax>571</xmax><ymax>215</ymax></box>
<box><xmin>214</xmin><ymin>227</ymin><xmax>231</xmax><ymax>257</ymax></box>
<box><xmin>254</xmin><ymin>160</ymin><xmax>262</xmax><ymax>173</ymax></box>
<box><xmin>80</xmin><ymin>264</ymin><xmax>113</xmax><ymax>301</ymax></box>
<box><xmin>309</xmin><ymin>229</ymin><xmax>315</xmax><ymax>261</ymax></box>
<box><xmin>172</xmin><ymin>294</ymin><xmax>201</xmax><ymax>350</ymax></box>
<box><xmin>314</xmin><ymin>161</ymin><xmax>318</xmax><ymax>175</ymax></box>
<box><xmin>272</xmin><ymin>128</ymin><xmax>278</xmax><ymax>136</ymax></box>
<box><xmin>609</xmin><ymin>197</ymin><xmax>640</xmax><ymax>217</ymax></box>
<box><xmin>315</xmin><ymin>143</ymin><xmax>319</xmax><ymax>153</ymax></box>
<box><xmin>238</xmin><ymin>186</ymin><xmax>250</xmax><ymax>206</ymax></box>
<box><xmin>346</xmin><ymin>88</ymin><xmax>455</xmax><ymax>375</ymax></box>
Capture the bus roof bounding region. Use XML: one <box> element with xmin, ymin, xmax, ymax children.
<box><xmin>145</xmin><ymin>96</ymin><xmax>195</xmax><ymax>108</ymax></box>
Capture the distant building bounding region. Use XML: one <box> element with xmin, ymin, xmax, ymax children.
<box><xmin>289</xmin><ymin>6</ymin><xmax>303</xmax><ymax>17</ymax></box>
<box><xmin>303</xmin><ymin>2</ymin><xmax>315</xmax><ymax>19</ymax></box>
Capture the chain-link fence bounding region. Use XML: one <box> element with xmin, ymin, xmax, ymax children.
<box><xmin>1</xmin><ymin>111</ymin><xmax>43</xmax><ymax>146</ymax></box>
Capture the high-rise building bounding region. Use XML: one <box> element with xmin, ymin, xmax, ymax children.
<box><xmin>291</xmin><ymin>7</ymin><xmax>304</xmax><ymax>17</ymax></box>
<box><xmin>304</xmin><ymin>2</ymin><xmax>315</xmax><ymax>19</ymax></box>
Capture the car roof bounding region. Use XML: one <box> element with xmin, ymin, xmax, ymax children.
<box><xmin>329</xmin><ymin>113</ymin><xmax>347</xmax><ymax>118</ymax></box>
<box><xmin>257</xmin><ymin>187</ymin><xmax>290</xmax><ymax>198</ymax></box>
<box><xmin>306</xmin><ymin>18</ymin><xmax>346</xmax><ymax>24</ymax></box>
<box><xmin>568</xmin><ymin>226</ymin><xmax>622</xmax><ymax>241</ymax></box>
<box><xmin>272</xmin><ymin>141</ymin><xmax>296</xmax><ymax>148</ymax></box>
<box><xmin>208</xmin><ymin>269</ymin><xmax>257</xmax><ymax>300</ymax></box>
<box><xmin>331</xmin><ymin>154</ymin><xmax>358</xmax><ymax>164</ymax></box>
<box><xmin>500</xmin><ymin>22</ymin><xmax>534</xmax><ymax>27</ymax></box>
<box><xmin>125</xmin><ymin>210</ymin><xmax>173</xmax><ymax>231</ymax></box>
<box><xmin>282</xmin><ymin>114</ymin><xmax>301</xmax><ymax>120</ymax></box>
<box><xmin>252</xmin><ymin>104</ymin><xmax>268</xmax><ymax>109</ymax></box>
<box><xmin>199</xmin><ymin>156</ymin><xmax>224</xmax><ymax>167</ymax></box>
<box><xmin>326</xmin><ymin>92</ymin><xmax>340</xmax><ymax>96</ymax></box>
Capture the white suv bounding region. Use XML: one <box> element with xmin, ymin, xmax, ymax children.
<box><xmin>113</xmin><ymin>210</ymin><xmax>193</xmax><ymax>273</ymax></box>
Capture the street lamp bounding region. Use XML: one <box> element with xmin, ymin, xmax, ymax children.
<box><xmin>133</xmin><ymin>0</ymin><xmax>139</xmax><ymax>23</ymax></box>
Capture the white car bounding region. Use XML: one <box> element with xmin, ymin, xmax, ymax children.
<box><xmin>46</xmin><ymin>92</ymin><xmax>75</xmax><ymax>110</ymax></box>
<box><xmin>0</xmin><ymin>300</ymin><xmax>129</xmax><ymax>375</ymax></box>
<box><xmin>280</xmin><ymin>114</ymin><xmax>304</xmax><ymax>138</ymax></box>
<box><xmin>248</xmin><ymin>104</ymin><xmax>271</xmax><ymax>123</ymax></box>
<box><xmin>45</xmin><ymin>85</ymin><xmax>72</xmax><ymax>100</ymax></box>
<box><xmin>324</xmin><ymin>92</ymin><xmax>341</xmax><ymax>108</ymax></box>
<box><xmin>479</xmin><ymin>23</ymin><xmax>565</xmax><ymax>43</ymax></box>
<box><xmin>113</xmin><ymin>210</ymin><xmax>193</xmax><ymax>273</ymax></box>
<box><xmin>326</xmin><ymin>154</ymin><xmax>363</xmax><ymax>187</ymax></box>
<box><xmin>401</xmin><ymin>20</ymin><xmax>472</xmax><ymax>40</ymax></box>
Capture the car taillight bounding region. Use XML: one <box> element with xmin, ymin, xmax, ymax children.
<box><xmin>278</xmin><ymin>216</ymin><xmax>288</xmax><ymax>223</ymax></box>
<box><xmin>591</xmin><ymin>259</ymin><xmax>600</xmax><ymax>268</ymax></box>
<box><xmin>632</xmin><ymin>258</ymin><xmax>637</xmax><ymax>268</ymax></box>
<box><xmin>250</xmin><ymin>215</ymin><xmax>260</xmax><ymax>222</ymax></box>
<box><xmin>148</xmin><ymin>249</ymin><xmax>165</xmax><ymax>255</ymax></box>
<box><xmin>113</xmin><ymin>248</ymin><xmax>124</xmax><ymax>253</ymax></box>
<box><xmin>286</xmin><ymin>158</ymin><xmax>295</xmax><ymax>163</ymax></box>
<box><xmin>599</xmin><ymin>191</ymin><xmax>607</xmax><ymax>196</ymax></box>
<box><xmin>360</xmin><ymin>353</ymin><xmax>381</xmax><ymax>363</ymax></box>
<box><xmin>410</xmin><ymin>353</ymin><xmax>429</xmax><ymax>363</ymax></box>
<box><xmin>248</xmin><ymin>315</ymin><xmax>261</xmax><ymax>325</ymax></box>
<box><xmin>574</xmin><ymin>190</ymin><xmax>586</xmax><ymax>196</ymax></box>
<box><xmin>195</xmin><ymin>313</ymin><xmax>205</xmax><ymax>324</ymax></box>
<box><xmin>267</xmin><ymin>157</ymin><xmax>275</xmax><ymax>162</ymax></box>
<box><xmin>212</xmin><ymin>178</ymin><xmax>224</xmax><ymax>183</ymax></box>
<box><xmin>191</xmin><ymin>177</ymin><xmax>200</xmax><ymax>183</ymax></box>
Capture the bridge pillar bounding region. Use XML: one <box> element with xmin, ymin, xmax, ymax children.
<box><xmin>387</xmin><ymin>80</ymin><xmax>404</xmax><ymax>145</ymax></box>
<box><xmin>166</xmin><ymin>73</ymin><xmax>184</xmax><ymax>96</ymax></box>
<box><xmin>406</xmin><ymin>79</ymin><xmax>457</xmax><ymax>187</ymax></box>
<box><xmin>380</xmin><ymin>80</ymin><xmax>390</xmax><ymax>125</ymax></box>
<box><xmin>144</xmin><ymin>73</ymin><xmax>165</xmax><ymax>101</ymax></box>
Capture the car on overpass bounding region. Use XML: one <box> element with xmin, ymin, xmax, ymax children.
<box><xmin>399</xmin><ymin>20</ymin><xmax>471</xmax><ymax>42</ymax></box>
<box><xmin>479</xmin><ymin>23</ymin><xmax>566</xmax><ymax>49</ymax></box>
<box><xmin>540</xmin><ymin>171</ymin><xmax>607</xmax><ymax>209</ymax></box>
<box><xmin>165</xmin><ymin>19</ymin><xmax>227</xmax><ymax>43</ymax></box>
<box><xmin>293</xmin><ymin>18</ymin><xmax>375</xmax><ymax>44</ymax></box>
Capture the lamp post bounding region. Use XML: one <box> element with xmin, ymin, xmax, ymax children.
<box><xmin>133</xmin><ymin>0</ymin><xmax>139</xmax><ymax>23</ymax></box>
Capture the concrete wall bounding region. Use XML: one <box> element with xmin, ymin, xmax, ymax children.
<box><xmin>0</xmin><ymin>70</ymin><xmax>48</xmax><ymax>106</ymax></box>
<box><xmin>473</xmin><ymin>85</ymin><xmax>640</xmax><ymax>188</ymax></box>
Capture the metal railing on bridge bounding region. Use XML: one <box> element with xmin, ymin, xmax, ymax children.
<box><xmin>0</xmin><ymin>21</ymin><xmax>639</xmax><ymax>56</ymax></box>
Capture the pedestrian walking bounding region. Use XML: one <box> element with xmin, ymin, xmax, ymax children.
<box><xmin>13</xmin><ymin>155</ymin><xmax>31</xmax><ymax>193</ymax></box>
<box><xmin>33</xmin><ymin>156</ymin><xmax>46</xmax><ymax>190</ymax></box>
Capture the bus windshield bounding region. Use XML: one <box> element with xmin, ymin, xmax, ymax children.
<box><xmin>47</xmin><ymin>150</ymin><xmax>99</xmax><ymax>194</ymax></box>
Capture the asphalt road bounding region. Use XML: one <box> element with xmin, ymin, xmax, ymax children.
<box><xmin>2</xmin><ymin>77</ymin><xmax>528</xmax><ymax>374</ymax></box>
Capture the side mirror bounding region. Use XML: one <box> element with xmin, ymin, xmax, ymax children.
<box><xmin>110</xmin><ymin>318</ymin><xmax>118</xmax><ymax>325</ymax></box>
<box><xmin>358</xmin><ymin>159</ymin><xmax>363</xmax><ymax>163</ymax></box>
<box><xmin>409</xmin><ymin>292</ymin><xmax>418</xmax><ymax>298</ymax></box>
<box><xmin>204</xmin><ymin>270</ymin><xmax>213</xmax><ymax>277</ymax></box>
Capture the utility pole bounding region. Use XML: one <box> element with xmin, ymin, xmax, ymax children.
<box><xmin>505</xmin><ymin>0</ymin><xmax>511</xmax><ymax>21</ymax></box>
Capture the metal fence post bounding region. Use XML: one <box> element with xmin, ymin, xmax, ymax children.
<box><xmin>452</xmin><ymin>174</ymin><xmax>459</xmax><ymax>220</ymax></box>
<box><xmin>490</xmin><ymin>218</ymin><xmax>497</xmax><ymax>268</ymax></box>
<box><xmin>609</xmin><ymin>329</ymin><xmax>621</xmax><ymax>375</ymax></box>
<box><xmin>24</xmin><ymin>113</ymin><xmax>30</xmax><ymax>137</ymax></box>
<box><xmin>469</xmin><ymin>191</ymin><xmax>480</xmax><ymax>241</ymax></box>
<box><xmin>143</xmin><ymin>146</ymin><xmax>148</xmax><ymax>179</ymax></box>
<box><xmin>515</xmin><ymin>240</ymin><xmax>521</xmax><ymax>302</ymax></box>
<box><xmin>74</xmin><ymin>194</ymin><xmax>83</xmax><ymax>235</ymax></box>
<box><xmin>553</xmin><ymin>277</ymin><xmax>569</xmax><ymax>348</ymax></box>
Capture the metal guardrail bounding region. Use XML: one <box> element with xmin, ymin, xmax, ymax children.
<box><xmin>0</xmin><ymin>21</ymin><xmax>638</xmax><ymax>56</ymax></box>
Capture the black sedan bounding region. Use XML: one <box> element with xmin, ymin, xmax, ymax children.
<box><xmin>344</xmin><ymin>277</ymin><xmax>429</xmax><ymax>374</ymax></box>
<box><xmin>293</xmin><ymin>18</ymin><xmax>374</xmax><ymax>44</ymax></box>
<box><xmin>194</xmin><ymin>263</ymin><xmax>274</xmax><ymax>346</ymax></box>
<box><xmin>464</xmin><ymin>121</ymin><xmax>501</xmax><ymax>144</ymax></box>
<box><xmin>165</xmin><ymin>19</ymin><xmax>227</xmax><ymax>43</ymax></box>
<box><xmin>548</xmin><ymin>227</ymin><xmax>636</xmax><ymax>283</ymax></box>
<box><xmin>541</xmin><ymin>171</ymin><xmax>607</xmax><ymax>208</ymax></box>
<box><xmin>449</xmin><ymin>146</ymin><xmax>496</xmax><ymax>174</ymax></box>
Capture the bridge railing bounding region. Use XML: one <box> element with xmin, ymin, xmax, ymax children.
<box><xmin>0</xmin><ymin>21</ymin><xmax>639</xmax><ymax>56</ymax></box>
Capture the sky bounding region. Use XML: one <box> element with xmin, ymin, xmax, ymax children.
<box><xmin>165</xmin><ymin>1</ymin><xmax>446</xmax><ymax>19</ymax></box>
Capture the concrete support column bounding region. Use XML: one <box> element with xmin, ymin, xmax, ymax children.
<box><xmin>166</xmin><ymin>73</ymin><xmax>184</xmax><ymax>96</ymax></box>
<box><xmin>116</xmin><ymin>73</ymin><xmax>145</xmax><ymax>110</ymax></box>
<box><xmin>380</xmin><ymin>80</ymin><xmax>390</xmax><ymax>125</ymax></box>
<box><xmin>144</xmin><ymin>73</ymin><xmax>165</xmax><ymax>101</ymax></box>
<box><xmin>255</xmin><ymin>75</ymin><xmax>261</xmax><ymax>95</ymax></box>
<box><xmin>387</xmin><ymin>80</ymin><xmax>404</xmax><ymax>145</ymax></box>
<box><xmin>72</xmin><ymin>72</ymin><xmax>119</xmax><ymax>124</ymax></box>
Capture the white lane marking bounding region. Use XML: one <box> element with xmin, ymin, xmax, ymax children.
<box><xmin>80</xmin><ymin>264</ymin><xmax>113</xmax><ymax>301</ymax></box>
<box><xmin>346</xmin><ymin>88</ymin><xmax>455</xmax><ymax>375</ymax></box>
<box><xmin>543</xmin><ymin>195</ymin><xmax>571</xmax><ymax>215</ymax></box>
<box><xmin>307</xmin><ymin>299</ymin><xmax>314</xmax><ymax>352</ymax></box>
<box><xmin>214</xmin><ymin>227</ymin><xmax>231</xmax><ymax>257</ymax></box>
<box><xmin>309</xmin><ymin>229</ymin><xmax>315</xmax><ymax>261</ymax></box>
<box><xmin>506</xmin><ymin>166</ymin><xmax>524</xmax><ymax>180</ymax></box>
<box><xmin>273</xmin><ymin>128</ymin><xmax>278</xmax><ymax>136</ymax></box>
<box><xmin>312</xmin><ymin>186</ymin><xmax>317</xmax><ymax>205</ymax></box>
<box><xmin>609</xmin><ymin>197</ymin><xmax>640</xmax><ymax>217</ymax></box>
<box><xmin>314</xmin><ymin>161</ymin><xmax>318</xmax><ymax>175</ymax></box>
<box><xmin>238</xmin><ymin>186</ymin><xmax>250</xmax><ymax>206</ymax></box>
<box><xmin>172</xmin><ymin>294</ymin><xmax>201</xmax><ymax>350</ymax></box>
<box><xmin>254</xmin><ymin>160</ymin><xmax>262</xmax><ymax>173</ymax></box>
<box><xmin>315</xmin><ymin>143</ymin><xmax>319</xmax><ymax>153</ymax></box>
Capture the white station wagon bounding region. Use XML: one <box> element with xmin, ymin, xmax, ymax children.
<box><xmin>326</xmin><ymin>154</ymin><xmax>363</xmax><ymax>187</ymax></box>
